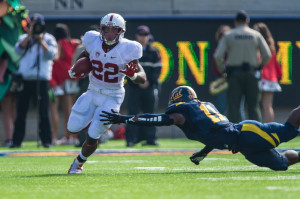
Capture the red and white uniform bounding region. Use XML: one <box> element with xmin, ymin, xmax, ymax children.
<box><xmin>67</xmin><ymin>31</ymin><xmax>142</xmax><ymax>139</ymax></box>
<box><xmin>259</xmin><ymin>52</ymin><xmax>282</xmax><ymax>92</ymax></box>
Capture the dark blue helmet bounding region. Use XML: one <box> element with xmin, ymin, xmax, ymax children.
<box><xmin>168</xmin><ymin>86</ymin><xmax>197</xmax><ymax>105</ymax></box>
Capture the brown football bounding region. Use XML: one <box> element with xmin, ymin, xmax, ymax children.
<box><xmin>71</xmin><ymin>57</ymin><xmax>93</xmax><ymax>79</ymax></box>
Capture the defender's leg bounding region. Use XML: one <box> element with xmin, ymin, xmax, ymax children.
<box><xmin>242</xmin><ymin>149</ymin><xmax>288</xmax><ymax>171</ymax></box>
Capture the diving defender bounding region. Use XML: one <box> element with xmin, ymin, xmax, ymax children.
<box><xmin>101</xmin><ymin>86</ymin><xmax>300</xmax><ymax>171</ymax></box>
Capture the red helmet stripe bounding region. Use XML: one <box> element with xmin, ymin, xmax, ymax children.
<box><xmin>109</xmin><ymin>14</ymin><xmax>114</xmax><ymax>21</ymax></box>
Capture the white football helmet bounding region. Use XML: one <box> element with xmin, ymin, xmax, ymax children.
<box><xmin>100</xmin><ymin>13</ymin><xmax>126</xmax><ymax>45</ymax></box>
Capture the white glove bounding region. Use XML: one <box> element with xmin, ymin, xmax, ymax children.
<box><xmin>68</xmin><ymin>67</ymin><xmax>76</xmax><ymax>79</ymax></box>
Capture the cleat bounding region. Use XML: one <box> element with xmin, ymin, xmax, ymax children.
<box><xmin>68</xmin><ymin>158</ymin><xmax>84</xmax><ymax>174</ymax></box>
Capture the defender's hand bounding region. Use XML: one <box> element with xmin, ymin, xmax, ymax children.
<box><xmin>119</xmin><ymin>62</ymin><xmax>137</xmax><ymax>78</ymax></box>
<box><xmin>190</xmin><ymin>151</ymin><xmax>207</xmax><ymax>165</ymax></box>
<box><xmin>100</xmin><ymin>109</ymin><xmax>125</xmax><ymax>125</ymax></box>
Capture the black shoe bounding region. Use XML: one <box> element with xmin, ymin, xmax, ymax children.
<box><xmin>42</xmin><ymin>143</ymin><xmax>52</xmax><ymax>148</ymax></box>
<box><xmin>142</xmin><ymin>141</ymin><xmax>159</xmax><ymax>146</ymax></box>
<box><xmin>9</xmin><ymin>144</ymin><xmax>21</xmax><ymax>148</ymax></box>
<box><xmin>126</xmin><ymin>142</ymin><xmax>135</xmax><ymax>147</ymax></box>
<box><xmin>75</xmin><ymin>143</ymin><xmax>83</xmax><ymax>148</ymax></box>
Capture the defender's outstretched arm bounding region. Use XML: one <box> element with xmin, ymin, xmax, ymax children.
<box><xmin>100</xmin><ymin>110</ymin><xmax>185</xmax><ymax>126</ymax></box>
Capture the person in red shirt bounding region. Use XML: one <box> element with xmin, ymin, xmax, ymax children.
<box><xmin>50</xmin><ymin>23</ymin><xmax>80</xmax><ymax>144</ymax></box>
<box><xmin>253</xmin><ymin>23</ymin><xmax>282</xmax><ymax>123</ymax></box>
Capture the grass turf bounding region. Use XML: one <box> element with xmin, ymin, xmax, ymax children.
<box><xmin>1</xmin><ymin>137</ymin><xmax>300</xmax><ymax>199</ymax></box>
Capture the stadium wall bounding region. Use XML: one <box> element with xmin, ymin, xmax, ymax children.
<box><xmin>23</xmin><ymin>0</ymin><xmax>300</xmax><ymax>17</ymax></box>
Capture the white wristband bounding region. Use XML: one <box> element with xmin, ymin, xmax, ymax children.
<box><xmin>129</xmin><ymin>73</ymin><xmax>137</xmax><ymax>80</ymax></box>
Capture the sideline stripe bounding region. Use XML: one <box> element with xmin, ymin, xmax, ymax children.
<box><xmin>0</xmin><ymin>149</ymin><xmax>299</xmax><ymax>157</ymax></box>
<box><xmin>0</xmin><ymin>150</ymin><xmax>232</xmax><ymax>157</ymax></box>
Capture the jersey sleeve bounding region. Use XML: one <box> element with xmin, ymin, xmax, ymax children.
<box><xmin>129</xmin><ymin>41</ymin><xmax>143</xmax><ymax>61</ymax></box>
<box><xmin>82</xmin><ymin>31</ymin><xmax>99</xmax><ymax>53</ymax></box>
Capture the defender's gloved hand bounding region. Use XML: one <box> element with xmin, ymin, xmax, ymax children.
<box><xmin>100</xmin><ymin>109</ymin><xmax>126</xmax><ymax>125</ymax></box>
<box><xmin>119</xmin><ymin>62</ymin><xmax>138</xmax><ymax>80</ymax></box>
<box><xmin>190</xmin><ymin>150</ymin><xmax>207</xmax><ymax>165</ymax></box>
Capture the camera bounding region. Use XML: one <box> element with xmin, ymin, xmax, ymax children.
<box><xmin>32</xmin><ymin>22</ymin><xmax>45</xmax><ymax>35</ymax></box>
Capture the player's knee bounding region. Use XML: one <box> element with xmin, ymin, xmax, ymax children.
<box><xmin>67</xmin><ymin>123</ymin><xmax>78</xmax><ymax>134</ymax></box>
<box><xmin>87</xmin><ymin>122</ymin><xmax>109</xmax><ymax>140</ymax></box>
<box><xmin>67</xmin><ymin>112</ymin><xmax>90</xmax><ymax>134</ymax></box>
<box><xmin>67</xmin><ymin>120</ymin><xmax>84</xmax><ymax>134</ymax></box>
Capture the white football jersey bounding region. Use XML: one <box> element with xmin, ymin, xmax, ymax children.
<box><xmin>82</xmin><ymin>31</ymin><xmax>142</xmax><ymax>89</ymax></box>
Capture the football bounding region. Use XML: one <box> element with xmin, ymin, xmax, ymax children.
<box><xmin>69</xmin><ymin>57</ymin><xmax>93</xmax><ymax>79</ymax></box>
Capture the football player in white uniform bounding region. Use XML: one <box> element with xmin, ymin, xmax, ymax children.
<box><xmin>67</xmin><ymin>13</ymin><xmax>146</xmax><ymax>174</ymax></box>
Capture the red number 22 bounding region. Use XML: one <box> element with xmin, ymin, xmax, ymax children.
<box><xmin>91</xmin><ymin>60</ymin><xmax>119</xmax><ymax>83</ymax></box>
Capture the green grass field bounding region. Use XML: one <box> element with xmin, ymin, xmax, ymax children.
<box><xmin>1</xmin><ymin>138</ymin><xmax>300</xmax><ymax>199</ymax></box>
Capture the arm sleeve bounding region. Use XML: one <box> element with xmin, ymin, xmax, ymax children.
<box><xmin>14</xmin><ymin>34</ymin><xmax>28</xmax><ymax>55</ymax></box>
<box><xmin>258</xmin><ymin>34</ymin><xmax>271</xmax><ymax>66</ymax></box>
<box><xmin>121</xmin><ymin>113</ymin><xmax>174</xmax><ymax>126</ymax></box>
<box><xmin>214</xmin><ymin>36</ymin><xmax>227</xmax><ymax>73</ymax></box>
<box><xmin>43</xmin><ymin>34</ymin><xmax>58</xmax><ymax>60</ymax></box>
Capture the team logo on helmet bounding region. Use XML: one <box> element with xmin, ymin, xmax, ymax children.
<box><xmin>169</xmin><ymin>86</ymin><xmax>197</xmax><ymax>105</ymax></box>
<box><xmin>171</xmin><ymin>89</ymin><xmax>183</xmax><ymax>102</ymax></box>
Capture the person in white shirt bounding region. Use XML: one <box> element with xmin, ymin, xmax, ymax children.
<box><xmin>10</xmin><ymin>13</ymin><xmax>57</xmax><ymax>148</ymax></box>
<box><xmin>68</xmin><ymin>13</ymin><xmax>147</xmax><ymax>174</ymax></box>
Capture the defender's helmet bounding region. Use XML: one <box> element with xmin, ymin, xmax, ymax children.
<box><xmin>100</xmin><ymin>13</ymin><xmax>126</xmax><ymax>45</ymax></box>
<box><xmin>168</xmin><ymin>86</ymin><xmax>198</xmax><ymax>105</ymax></box>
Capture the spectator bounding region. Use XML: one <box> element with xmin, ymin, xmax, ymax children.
<box><xmin>214</xmin><ymin>10</ymin><xmax>271</xmax><ymax>123</ymax></box>
<box><xmin>125</xmin><ymin>25</ymin><xmax>162</xmax><ymax>147</ymax></box>
<box><xmin>0</xmin><ymin>0</ymin><xmax>28</xmax><ymax>146</ymax></box>
<box><xmin>50</xmin><ymin>23</ymin><xmax>80</xmax><ymax>145</ymax></box>
<box><xmin>253</xmin><ymin>23</ymin><xmax>282</xmax><ymax>123</ymax></box>
<box><xmin>211</xmin><ymin>25</ymin><xmax>231</xmax><ymax>114</ymax></box>
<box><xmin>10</xmin><ymin>13</ymin><xmax>57</xmax><ymax>148</ymax></box>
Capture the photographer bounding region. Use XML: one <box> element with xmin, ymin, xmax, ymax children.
<box><xmin>10</xmin><ymin>13</ymin><xmax>57</xmax><ymax>148</ymax></box>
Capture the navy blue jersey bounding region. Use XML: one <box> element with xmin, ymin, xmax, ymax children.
<box><xmin>165</xmin><ymin>100</ymin><xmax>238</xmax><ymax>150</ymax></box>
<box><xmin>165</xmin><ymin>99</ymin><xmax>300</xmax><ymax>170</ymax></box>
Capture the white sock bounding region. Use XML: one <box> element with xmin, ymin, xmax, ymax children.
<box><xmin>76</xmin><ymin>152</ymin><xmax>88</xmax><ymax>164</ymax></box>
<box><xmin>79</xmin><ymin>152</ymin><xmax>88</xmax><ymax>161</ymax></box>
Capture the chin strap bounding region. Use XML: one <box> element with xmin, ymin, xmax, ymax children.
<box><xmin>103</xmin><ymin>36</ymin><xmax>118</xmax><ymax>46</ymax></box>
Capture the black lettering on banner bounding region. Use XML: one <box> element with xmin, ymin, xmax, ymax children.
<box><xmin>71</xmin><ymin>0</ymin><xmax>83</xmax><ymax>9</ymax></box>
<box><xmin>55</xmin><ymin>0</ymin><xmax>83</xmax><ymax>9</ymax></box>
<box><xmin>55</xmin><ymin>0</ymin><xmax>67</xmax><ymax>9</ymax></box>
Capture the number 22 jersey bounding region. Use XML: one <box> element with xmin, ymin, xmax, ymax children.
<box><xmin>83</xmin><ymin>30</ymin><xmax>142</xmax><ymax>90</ymax></box>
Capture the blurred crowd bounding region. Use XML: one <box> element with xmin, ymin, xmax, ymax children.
<box><xmin>0</xmin><ymin>0</ymin><xmax>282</xmax><ymax>148</ymax></box>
